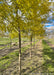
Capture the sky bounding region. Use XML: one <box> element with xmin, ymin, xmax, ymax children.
<box><xmin>45</xmin><ymin>19</ymin><xmax>54</xmax><ymax>32</ymax></box>
<box><xmin>49</xmin><ymin>0</ymin><xmax>54</xmax><ymax>2</ymax></box>
<box><xmin>45</xmin><ymin>0</ymin><xmax>54</xmax><ymax>33</ymax></box>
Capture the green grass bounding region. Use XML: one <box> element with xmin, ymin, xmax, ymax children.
<box><xmin>0</xmin><ymin>37</ymin><xmax>29</xmax><ymax>46</ymax></box>
<box><xmin>0</xmin><ymin>37</ymin><xmax>18</xmax><ymax>45</ymax></box>
<box><xmin>0</xmin><ymin>37</ymin><xmax>10</xmax><ymax>45</ymax></box>
<box><xmin>48</xmin><ymin>38</ymin><xmax>54</xmax><ymax>44</ymax></box>
<box><xmin>42</xmin><ymin>40</ymin><xmax>54</xmax><ymax>73</ymax></box>
<box><xmin>0</xmin><ymin>44</ymin><xmax>14</xmax><ymax>50</ymax></box>
<box><xmin>0</xmin><ymin>37</ymin><xmax>29</xmax><ymax>51</ymax></box>
<box><xmin>0</xmin><ymin>46</ymin><xmax>5</xmax><ymax>49</ymax></box>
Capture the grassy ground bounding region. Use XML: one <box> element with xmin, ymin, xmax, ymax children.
<box><xmin>0</xmin><ymin>37</ymin><xmax>10</xmax><ymax>44</ymax></box>
<box><xmin>0</xmin><ymin>37</ymin><xmax>29</xmax><ymax>45</ymax></box>
<box><xmin>0</xmin><ymin>38</ymin><xmax>54</xmax><ymax>75</ymax></box>
<box><xmin>42</xmin><ymin>40</ymin><xmax>54</xmax><ymax>73</ymax></box>
<box><xmin>0</xmin><ymin>37</ymin><xmax>30</xmax><ymax>51</ymax></box>
<box><xmin>0</xmin><ymin>40</ymin><xmax>44</xmax><ymax>75</ymax></box>
<box><xmin>0</xmin><ymin>41</ymin><xmax>36</xmax><ymax>73</ymax></box>
<box><xmin>48</xmin><ymin>38</ymin><xmax>54</xmax><ymax>44</ymax></box>
<box><xmin>0</xmin><ymin>45</ymin><xmax>30</xmax><ymax>72</ymax></box>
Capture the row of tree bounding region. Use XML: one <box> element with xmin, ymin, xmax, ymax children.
<box><xmin>0</xmin><ymin>0</ymin><xmax>51</xmax><ymax>75</ymax></box>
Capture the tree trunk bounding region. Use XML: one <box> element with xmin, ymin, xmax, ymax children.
<box><xmin>10</xmin><ymin>37</ymin><xmax>12</xmax><ymax>50</ymax></box>
<box><xmin>34</xmin><ymin>36</ymin><xmax>35</xmax><ymax>48</ymax></box>
<box><xmin>18</xmin><ymin>28</ymin><xmax>21</xmax><ymax>75</ymax></box>
<box><xmin>15</xmin><ymin>3</ymin><xmax>21</xmax><ymax>75</ymax></box>
<box><xmin>30</xmin><ymin>36</ymin><xmax>32</xmax><ymax>58</ymax></box>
